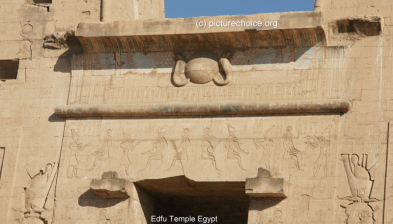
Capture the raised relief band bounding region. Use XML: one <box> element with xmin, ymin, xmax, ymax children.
<box><xmin>55</xmin><ymin>99</ymin><xmax>351</xmax><ymax>118</ymax></box>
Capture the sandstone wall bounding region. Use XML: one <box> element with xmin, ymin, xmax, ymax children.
<box><xmin>0</xmin><ymin>1</ymin><xmax>163</xmax><ymax>223</ymax></box>
<box><xmin>0</xmin><ymin>0</ymin><xmax>392</xmax><ymax>223</ymax></box>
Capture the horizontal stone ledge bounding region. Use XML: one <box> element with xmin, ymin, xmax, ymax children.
<box><xmin>76</xmin><ymin>11</ymin><xmax>322</xmax><ymax>37</ymax></box>
<box><xmin>54</xmin><ymin>99</ymin><xmax>351</xmax><ymax>118</ymax></box>
<box><xmin>75</xmin><ymin>11</ymin><xmax>324</xmax><ymax>53</ymax></box>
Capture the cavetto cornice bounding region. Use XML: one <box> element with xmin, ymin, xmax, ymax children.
<box><xmin>74</xmin><ymin>11</ymin><xmax>325</xmax><ymax>54</ymax></box>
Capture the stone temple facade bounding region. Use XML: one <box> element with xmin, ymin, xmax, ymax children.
<box><xmin>0</xmin><ymin>0</ymin><xmax>392</xmax><ymax>223</ymax></box>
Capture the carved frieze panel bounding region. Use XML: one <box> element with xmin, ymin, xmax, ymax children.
<box><xmin>59</xmin><ymin>116</ymin><xmax>339</xmax><ymax>181</ymax></box>
<box><xmin>67</xmin><ymin>44</ymin><xmax>330</xmax><ymax>105</ymax></box>
<box><xmin>53</xmin><ymin>115</ymin><xmax>340</xmax><ymax>224</ymax></box>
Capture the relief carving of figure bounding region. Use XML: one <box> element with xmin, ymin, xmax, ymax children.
<box><xmin>166</xmin><ymin>128</ymin><xmax>190</xmax><ymax>172</ymax></box>
<box><xmin>100</xmin><ymin>129</ymin><xmax>112</xmax><ymax>159</ymax></box>
<box><xmin>172</xmin><ymin>52</ymin><xmax>233</xmax><ymax>87</ymax></box>
<box><xmin>201</xmin><ymin>127</ymin><xmax>221</xmax><ymax>171</ymax></box>
<box><xmin>340</xmin><ymin>153</ymin><xmax>380</xmax><ymax>224</ymax></box>
<box><xmin>253</xmin><ymin>125</ymin><xmax>275</xmax><ymax>170</ymax></box>
<box><xmin>306</xmin><ymin>125</ymin><xmax>332</xmax><ymax>177</ymax></box>
<box><xmin>119</xmin><ymin>131</ymin><xmax>141</xmax><ymax>179</ymax></box>
<box><xmin>225</xmin><ymin>125</ymin><xmax>249</xmax><ymax>170</ymax></box>
<box><xmin>282</xmin><ymin>126</ymin><xmax>302</xmax><ymax>171</ymax></box>
<box><xmin>67</xmin><ymin>144</ymin><xmax>80</xmax><ymax>179</ymax></box>
<box><xmin>15</xmin><ymin>163</ymin><xmax>58</xmax><ymax>224</ymax></box>
<box><xmin>67</xmin><ymin>129</ymin><xmax>90</xmax><ymax>179</ymax></box>
<box><xmin>141</xmin><ymin>126</ymin><xmax>168</xmax><ymax>171</ymax></box>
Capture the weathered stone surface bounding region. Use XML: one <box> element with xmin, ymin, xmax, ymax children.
<box><xmin>1</xmin><ymin>0</ymin><xmax>393</xmax><ymax>223</ymax></box>
<box><xmin>90</xmin><ymin>171</ymin><xmax>132</xmax><ymax>199</ymax></box>
<box><xmin>245</xmin><ymin>168</ymin><xmax>286</xmax><ymax>198</ymax></box>
<box><xmin>54</xmin><ymin>99</ymin><xmax>351</xmax><ymax>118</ymax></box>
<box><xmin>76</xmin><ymin>11</ymin><xmax>322</xmax><ymax>37</ymax></box>
<box><xmin>0</xmin><ymin>41</ymin><xmax>31</xmax><ymax>60</ymax></box>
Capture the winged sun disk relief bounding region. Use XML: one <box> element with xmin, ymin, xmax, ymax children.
<box><xmin>172</xmin><ymin>52</ymin><xmax>233</xmax><ymax>87</ymax></box>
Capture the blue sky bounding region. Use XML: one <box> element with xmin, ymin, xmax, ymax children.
<box><xmin>165</xmin><ymin>0</ymin><xmax>315</xmax><ymax>18</ymax></box>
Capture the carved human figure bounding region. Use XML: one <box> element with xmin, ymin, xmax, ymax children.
<box><xmin>100</xmin><ymin>129</ymin><xmax>112</xmax><ymax>159</ymax></box>
<box><xmin>20</xmin><ymin>162</ymin><xmax>58</xmax><ymax>223</ymax></box>
<box><xmin>68</xmin><ymin>131</ymin><xmax>78</xmax><ymax>178</ymax></box>
<box><xmin>172</xmin><ymin>52</ymin><xmax>233</xmax><ymax>86</ymax></box>
<box><xmin>282</xmin><ymin>126</ymin><xmax>302</xmax><ymax>171</ymax></box>
<box><xmin>141</xmin><ymin>126</ymin><xmax>168</xmax><ymax>170</ymax></box>
<box><xmin>306</xmin><ymin>125</ymin><xmax>331</xmax><ymax>177</ymax></box>
<box><xmin>67</xmin><ymin>129</ymin><xmax>86</xmax><ymax>179</ymax></box>
<box><xmin>166</xmin><ymin>128</ymin><xmax>190</xmax><ymax>172</ymax></box>
<box><xmin>314</xmin><ymin>126</ymin><xmax>331</xmax><ymax>177</ymax></box>
<box><xmin>225</xmin><ymin>125</ymin><xmax>248</xmax><ymax>170</ymax></box>
<box><xmin>67</xmin><ymin>144</ymin><xmax>80</xmax><ymax>179</ymax></box>
<box><xmin>201</xmin><ymin>127</ymin><xmax>221</xmax><ymax>171</ymax></box>
<box><xmin>119</xmin><ymin>131</ymin><xmax>140</xmax><ymax>179</ymax></box>
<box><xmin>253</xmin><ymin>125</ymin><xmax>275</xmax><ymax>170</ymax></box>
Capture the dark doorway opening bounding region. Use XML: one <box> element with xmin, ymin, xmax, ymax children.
<box><xmin>135</xmin><ymin>176</ymin><xmax>249</xmax><ymax>224</ymax></box>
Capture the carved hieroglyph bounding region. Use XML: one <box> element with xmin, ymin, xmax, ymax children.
<box><xmin>340</xmin><ymin>154</ymin><xmax>379</xmax><ymax>224</ymax></box>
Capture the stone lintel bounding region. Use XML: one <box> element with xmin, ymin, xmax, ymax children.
<box><xmin>55</xmin><ymin>99</ymin><xmax>351</xmax><ymax>118</ymax></box>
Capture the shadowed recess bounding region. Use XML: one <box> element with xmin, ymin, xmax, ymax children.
<box><xmin>135</xmin><ymin>176</ymin><xmax>249</xmax><ymax>224</ymax></box>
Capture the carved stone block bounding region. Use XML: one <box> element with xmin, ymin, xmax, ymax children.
<box><xmin>245</xmin><ymin>168</ymin><xmax>286</xmax><ymax>198</ymax></box>
<box><xmin>90</xmin><ymin>171</ymin><xmax>132</xmax><ymax>199</ymax></box>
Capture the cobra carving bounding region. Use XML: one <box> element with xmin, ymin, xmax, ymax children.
<box><xmin>172</xmin><ymin>52</ymin><xmax>233</xmax><ymax>86</ymax></box>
